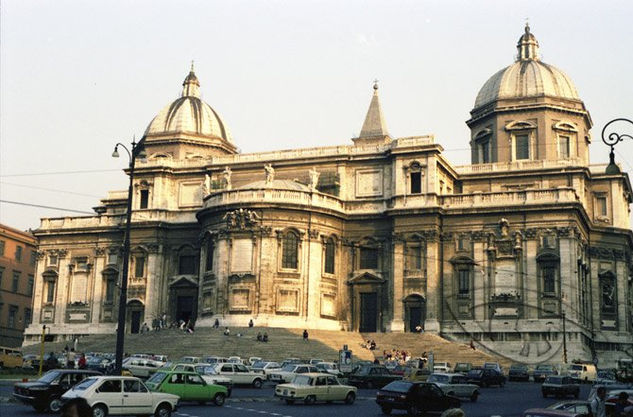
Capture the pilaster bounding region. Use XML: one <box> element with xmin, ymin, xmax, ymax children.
<box><xmin>389</xmin><ymin>240</ymin><xmax>404</xmax><ymax>331</ymax></box>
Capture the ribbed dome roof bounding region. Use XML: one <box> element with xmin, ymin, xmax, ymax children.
<box><xmin>474</xmin><ymin>24</ymin><xmax>580</xmax><ymax>108</ymax></box>
<box><xmin>144</xmin><ymin>66</ymin><xmax>232</xmax><ymax>142</ymax></box>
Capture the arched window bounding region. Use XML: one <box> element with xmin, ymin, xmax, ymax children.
<box><xmin>324</xmin><ymin>238</ymin><xmax>335</xmax><ymax>275</ymax></box>
<box><xmin>282</xmin><ymin>233</ymin><xmax>299</xmax><ymax>269</ymax></box>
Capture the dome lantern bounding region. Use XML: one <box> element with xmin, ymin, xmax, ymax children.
<box><xmin>517</xmin><ymin>23</ymin><xmax>540</xmax><ymax>61</ymax></box>
<box><xmin>182</xmin><ymin>62</ymin><xmax>201</xmax><ymax>98</ymax></box>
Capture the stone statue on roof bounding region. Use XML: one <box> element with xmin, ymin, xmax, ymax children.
<box><xmin>264</xmin><ymin>164</ymin><xmax>275</xmax><ymax>185</ymax></box>
<box><xmin>308</xmin><ymin>167</ymin><xmax>320</xmax><ymax>191</ymax></box>
<box><xmin>222</xmin><ymin>166</ymin><xmax>232</xmax><ymax>190</ymax></box>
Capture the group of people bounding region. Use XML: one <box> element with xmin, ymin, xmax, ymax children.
<box><xmin>256</xmin><ymin>332</ymin><xmax>269</xmax><ymax>342</ymax></box>
<box><xmin>592</xmin><ymin>387</ymin><xmax>633</xmax><ymax>417</ymax></box>
<box><xmin>45</xmin><ymin>347</ymin><xmax>87</xmax><ymax>370</ymax></box>
<box><xmin>382</xmin><ymin>348</ymin><xmax>411</xmax><ymax>363</ymax></box>
<box><xmin>361</xmin><ymin>339</ymin><xmax>377</xmax><ymax>350</ymax></box>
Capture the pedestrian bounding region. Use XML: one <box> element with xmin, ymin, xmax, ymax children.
<box><xmin>470</xmin><ymin>339</ymin><xmax>476</xmax><ymax>350</ymax></box>
<box><xmin>161</xmin><ymin>313</ymin><xmax>167</xmax><ymax>329</ymax></box>
<box><xmin>248</xmin><ymin>319</ymin><xmax>254</xmax><ymax>328</ymax></box>
<box><xmin>46</xmin><ymin>352</ymin><xmax>58</xmax><ymax>370</ymax></box>
<box><xmin>257</xmin><ymin>332</ymin><xmax>262</xmax><ymax>342</ymax></box>
<box><xmin>370</xmin><ymin>340</ymin><xmax>376</xmax><ymax>350</ymax></box>
<box><xmin>78</xmin><ymin>353</ymin><xmax>86</xmax><ymax>369</ymax></box>
<box><xmin>223</xmin><ymin>327</ymin><xmax>230</xmax><ymax>336</ymax></box>
<box><xmin>152</xmin><ymin>318</ymin><xmax>158</xmax><ymax>332</ymax></box>
<box><xmin>67</xmin><ymin>349</ymin><xmax>76</xmax><ymax>368</ymax></box>
<box><xmin>303</xmin><ymin>329</ymin><xmax>309</xmax><ymax>342</ymax></box>
<box><xmin>214</xmin><ymin>318</ymin><xmax>220</xmax><ymax>329</ymax></box>
<box><xmin>73</xmin><ymin>337</ymin><xmax>78</xmax><ymax>352</ymax></box>
<box><xmin>614</xmin><ymin>391</ymin><xmax>631</xmax><ymax>417</ymax></box>
<box><xmin>591</xmin><ymin>386</ymin><xmax>607</xmax><ymax>417</ymax></box>
<box><xmin>262</xmin><ymin>332</ymin><xmax>268</xmax><ymax>342</ymax></box>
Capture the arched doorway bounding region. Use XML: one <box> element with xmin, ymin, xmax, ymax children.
<box><xmin>404</xmin><ymin>294</ymin><xmax>426</xmax><ymax>332</ymax></box>
<box><xmin>127</xmin><ymin>300</ymin><xmax>144</xmax><ymax>334</ymax></box>
<box><xmin>169</xmin><ymin>278</ymin><xmax>198</xmax><ymax>324</ymax></box>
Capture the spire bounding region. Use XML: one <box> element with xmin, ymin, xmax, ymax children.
<box><xmin>357</xmin><ymin>80</ymin><xmax>389</xmax><ymax>141</ymax></box>
<box><xmin>182</xmin><ymin>61</ymin><xmax>201</xmax><ymax>98</ymax></box>
<box><xmin>516</xmin><ymin>23</ymin><xmax>540</xmax><ymax>61</ymax></box>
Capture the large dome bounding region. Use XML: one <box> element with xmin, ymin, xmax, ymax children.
<box><xmin>144</xmin><ymin>67</ymin><xmax>232</xmax><ymax>142</ymax></box>
<box><xmin>474</xmin><ymin>25</ymin><xmax>580</xmax><ymax>109</ymax></box>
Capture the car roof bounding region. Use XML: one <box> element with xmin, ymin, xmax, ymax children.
<box><xmin>88</xmin><ymin>376</ymin><xmax>142</xmax><ymax>380</ymax></box>
<box><xmin>302</xmin><ymin>373</ymin><xmax>338</xmax><ymax>377</ymax></box>
<box><xmin>431</xmin><ymin>372</ymin><xmax>464</xmax><ymax>377</ymax></box>
<box><xmin>50</xmin><ymin>369</ymin><xmax>101</xmax><ymax>374</ymax></box>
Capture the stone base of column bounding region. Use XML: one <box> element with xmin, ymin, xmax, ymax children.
<box><xmin>424</xmin><ymin>319</ymin><xmax>440</xmax><ymax>334</ymax></box>
<box><xmin>387</xmin><ymin>319</ymin><xmax>405</xmax><ymax>332</ymax></box>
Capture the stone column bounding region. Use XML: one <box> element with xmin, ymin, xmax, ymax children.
<box><xmin>559</xmin><ymin>237</ymin><xmax>573</xmax><ymax>319</ymax></box>
<box><xmin>305</xmin><ymin>232</ymin><xmax>321</xmax><ymax>322</ymax></box>
<box><xmin>90</xmin><ymin>250</ymin><xmax>106</xmax><ymax>325</ymax></box>
<box><xmin>425</xmin><ymin>239</ymin><xmax>440</xmax><ymax>333</ymax></box>
<box><xmin>473</xmin><ymin>241</ymin><xmax>485</xmax><ymax>320</ymax></box>
<box><xmin>144</xmin><ymin>247</ymin><xmax>162</xmax><ymax>322</ymax></box>
<box><xmin>617</xmin><ymin>259</ymin><xmax>628</xmax><ymax>333</ymax></box>
<box><xmin>55</xmin><ymin>255</ymin><xmax>70</xmax><ymax>326</ymax></box>
<box><xmin>390</xmin><ymin>239</ymin><xmax>405</xmax><ymax>331</ymax></box>
<box><xmin>525</xmin><ymin>239</ymin><xmax>539</xmax><ymax>319</ymax></box>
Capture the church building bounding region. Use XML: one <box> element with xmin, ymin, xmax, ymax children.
<box><xmin>25</xmin><ymin>26</ymin><xmax>633</xmax><ymax>366</ymax></box>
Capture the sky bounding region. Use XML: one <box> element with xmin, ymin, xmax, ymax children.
<box><xmin>1</xmin><ymin>0</ymin><xmax>632</xmax><ymax>231</ymax></box>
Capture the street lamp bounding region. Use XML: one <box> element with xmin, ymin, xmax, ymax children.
<box><xmin>602</xmin><ymin>118</ymin><xmax>633</xmax><ymax>174</ymax></box>
<box><xmin>111</xmin><ymin>137</ymin><xmax>146</xmax><ymax>375</ymax></box>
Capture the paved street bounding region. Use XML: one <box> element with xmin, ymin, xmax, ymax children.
<box><xmin>0</xmin><ymin>381</ymin><xmax>592</xmax><ymax>417</ymax></box>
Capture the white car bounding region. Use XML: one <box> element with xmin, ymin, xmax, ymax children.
<box><xmin>213</xmin><ymin>363</ymin><xmax>266</xmax><ymax>388</ymax></box>
<box><xmin>433</xmin><ymin>362</ymin><xmax>452</xmax><ymax>373</ymax></box>
<box><xmin>61</xmin><ymin>376</ymin><xmax>178</xmax><ymax>417</ymax></box>
<box><xmin>427</xmin><ymin>372</ymin><xmax>481</xmax><ymax>402</ymax></box>
<box><xmin>251</xmin><ymin>361</ymin><xmax>282</xmax><ymax>378</ymax></box>
<box><xmin>248</xmin><ymin>357</ymin><xmax>262</xmax><ymax>366</ymax></box>
<box><xmin>227</xmin><ymin>356</ymin><xmax>242</xmax><ymax>364</ymax></box>
<box><xmin>269</xmin><ymin>364</ymin><xmax>320</xmax><ymax>383</ymax></box>
<box><xmin>315</xmin><ymin>362</ymin><xmax>342</xmax><ymax>376</ymax></box>
<box><xmin>122</xmin><ymin>357</ymin><xmax>165</xmax><ymax>378</ymax></box>
<box><xmin>179</xmin><ymin>356</ymin><xmax>201</xmax><ymax>364</ymax></box>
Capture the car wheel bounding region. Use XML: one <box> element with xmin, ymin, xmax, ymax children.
<box><xmin>284</xmin><ymin>399</ymin><xmax>295</xmax><ymax>405</ymax></box>
<box><xmin>92</xmin><ymin>404</ymin><xmax>108</xmax><ymax>417</ymax></box>
<box><xmin>344</xmin><ymin>392</ymin><xmax>356</xmax><ymax>405</ymax></box>
<box><xmin>48</xmin><ymin>398</ymin><xmax>63</xmax><ymax>413</ymax></box>
<box><xmin>407</xmin><ymin>403</ymin><xmax>421</xmax><ymax>416</ymax></box>
<box><xmin>470</xmin><ymin>391</ymin><xmax>479</xmax><ymax>402</ymax></box>
<box><xmin>252</xmin><ymin>378</ymin><xmax>263</xmax><ymax>388</ymax></box>
<box><xmin>214</xmin><ymin>392</ymin><xmax>226</xmax><ymax>406</ymax></box>
<box><xmin>154</xmin><ymin>403</ymin><xmax>171</xmax><ymax>417</ymax></box>
<box><xmin>381</xmin><ymin>405</ymin><xmax>392</xmax><ymax>415</ymax></box>
<box><xmin>366</xmin><ymin>381</ymin><xmax>374</xmax><ymax>389</ymax></box>
<box><xmin>304</xmin><ymin>395</ymin><xmax>316</xmax><ymax>405</ymax></box>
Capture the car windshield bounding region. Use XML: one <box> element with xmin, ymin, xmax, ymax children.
<box><xmin>570</xmin><ymin>365</ymin><xmax>583</xmax><ymax>371</ymax></box>
<box><xmin>252</xmin><ymin>361</ymin><xmax>266</xmax><ymax>369</ymax></box>
<box><xmin>293</xmin><ymin>375</ymin><xmax>312</xmax><ymax>385</ymax></box>
<box><xmin>546</xmin><ymin>376</ymin><xmax>563</xmax><ymax>384</ymax></box>
<box><xmin>428</xmin><ymin>375</ymin><xmax>449</xmax><ymax>383</ymax></box>
<box><xmin>72</xmin><ymin>378</ymin><xmax>98</xmax><ymax>391</ymax></box>
<box><xmin>382</xmin><ymin>381</ymin><xmax>413</xmax><ymax>393</ymax></box>
<box><xmin>195</xmin><ymin>366</ymin><xmax>217</xmax><ymax>375</ymax></box>
<box><xmin>147</xmin><ymin>372</ymin><xmax>168</xmax><ymax>385</ymax></box>
<box><xmin>536</xmin><ymin>365</ymin><xmax>553</xmax><ymax>370</ymax></box>
<box><xmin>281</xmin><ymin>365</ymin><xmax>296</xmax><ymax>372</ymax></box>
<box><xmin>38</xmin><ymin>371</ymin><xmax>62</xmax><ymax>384</ymax></box>
<box><xmin>317</xmin><ymin>363</ymin><xmax>332</xmax><ymax>369</ymax></box>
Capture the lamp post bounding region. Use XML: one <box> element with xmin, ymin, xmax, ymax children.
<box><xmin>602</xmin><ymin>118</ymin><xmax>633</xmax><ymax>174</ymax></box>
<box><xmin>111</xmin><ymin>138</ymin><xmax>146</xmax><ymax>375</ymax></box>
<box><xmin>561</xmin><ymin>310</ymin><xmax>567</xmax><ymax>364</ymax></box>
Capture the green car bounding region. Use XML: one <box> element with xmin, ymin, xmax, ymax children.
<box><xmin>145</xmin><ymin>371</ymin><xmax>227</xmax><ymax>406</ymax></box>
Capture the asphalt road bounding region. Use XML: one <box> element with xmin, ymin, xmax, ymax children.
<box><xmin>0</xmin><ymin>381</ymin><xmax>592</xmax><ymax>417</ymax></box>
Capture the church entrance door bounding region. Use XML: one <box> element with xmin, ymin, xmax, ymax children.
<box><xmin>359</xmin><ymin>292</ymin><xmax>378</xmax><ymax>332</ymax></box>
<box><xmin>177</xmin><ymin>296</ymin><xmax>194</xmax><ymax>323</ymax></box>
<box><xmin>131</xmin><ymin>311</ymin><xmax>141</xmax><ymax>334</ymax></box>
<box><xmin>127</xmin><ymin>300</ymin><xmax>144</xmax><ymax>334</ymax></box>
<box><xmin>404</xmin><ymin>294</ymin><xmax>425</xmax><ymax>332</ymax></box>
<box><xmin>170</xmin><ymin>278</ymin><xmax>198</xmax><ymax>324</ymax></box>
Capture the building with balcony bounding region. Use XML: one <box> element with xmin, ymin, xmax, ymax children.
<box><xmin>25</xmin><ymin>26</ymin><xmax>633</xmax><ymax>366</ymax></box>
<box><xmin>0</xmin><ymin>223</ymin><xmax>37</xmax><ymax>347</ymax></box>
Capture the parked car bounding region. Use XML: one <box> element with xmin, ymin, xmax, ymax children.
<box><xmin>248</xmin><ymin>357</ymin><xmax>262</xmax><ymax>366</ymax></box>
<box><xmin>533</xmin><ymin>364</ymin><xmax>558</xmax><ymax>383</ymax></box>
<box><xmin>251</xmin><ymin>361</ymin><xmax>282</xmax><ymax>378</ymax></box>
<box><xmin>483</xmin><ymin>362</ymin><xmax>503</xmax><ymax>373</ymax></box>
<box><xmin>85</xmin><ymin>356</ymin><xmax>112</xmax><ymax>374</ymax></box>
<box><xmin>0</xmin><ymin>346</ymin><xmax>22</xmax><ymax>369</ymax></box>
<box><xmin>227</xmin><ymin>356</ymin><xmax>243</xmax><ymax>364</ymax></box>
<box><xmin>13</xmin><ymin>369</ymin><xmax>102</xmax><ymax>413</ymax></box>
<box><xmin>427</xmin><ymin>372</ymin><xmax>480</xmax><ymax>402</ymax></box>
<box><xmin>315</xmin><ymin>362</ymin><xmax>342</xmax><ymax>376</ymax></box>
<box><xmin>347</xmin><ymin>365</ymin><xmax>402</xmax><ymax>389</ymax></box>
<box><xmin>213</xmin><ymin>363</ymin><xmax>266</xmax><ymax>387</ymax></box>
<box><xmin>404</xmin><ymin>367</ymin><xmax>431</xmax><ymax>382</ymax></box>
<box><xmin>466</xmin><ymin>368</ymin><xmax>505</xmax><ymax>387</ymax></box>
<box><xmin>391</xmin><ymin>364</ymin><xmax>409</xmax><ymax>376</ymax></box>
<box><xmin>274</xmin><ymin>373</ymin><xmax>357</xmax><ymax>405</ymax></box>
<box><xmin>542</xmin><ymin>376</ymin><xmax>580</xmax><ymax>399</ymax></box>
<box><xmin>453</xmin><ymin>362</ymin><xmax>472</xmax><ymax>374</ymax></box>
<box><xmin>309</xmin><ymin>358</ymin><xmax>324</xmax><ymax>365</ymax></box>
<box><xmin>269</xmin><ymin>364</ymin><xmax>320</xmax><ymax>383</ymax></box>
<box><xmin>523</xmin><ymin>408</ymin><xmax>588</xmax><ymax>417</ymax></box>
<box><xmin>375</xmin><ymin>380</ymin><xmax>461</xmax><ymax>416</ymax></box>
<box><xmin>509</xmin><ymin>364</ymin><xmax>531</xmax><ymax>382</ymax></box>
<box><xmin>179</xmin><ymin>356</ymin><xmax>201</xmax><ymax>364</ymax></box>
<box><xmin>161</xmin><ymin>363</ymin><xmax>233</xmax><ymax>395</ymax></box>
<box><xmin>203</xmin><ymin>356</ymin><xmax>227</xmax><ymax>365</ymax></box>
<box><xmin>567</xmin><ymin>363</ymin><xmax>597</xmax><ymax>383</ymax></box>
<box><xmin>145</xmin><ymin>370</ymin><xmax>228</xmax><ymax>405</ymax></box>
<box><xmin>433</xmin><ymin>362</ymin><xmax>452</xmax><ymax>372</ymax></box>
<box><xmin>61</xmin><ymin>376</ymin><xmax>179</xmax><ymax>417</ymax></box>
<box><xmin>122</xmin><ymin>357</ymin><xmax>164</xmax><ymax>378</ymax></box>
<box><xmin>547</xmin><ymin>400</ymin><xmax>592</xmax><ymax>416</ymax></box>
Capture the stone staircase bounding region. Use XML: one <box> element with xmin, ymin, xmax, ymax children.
<box><xmin>360</xmin><ymin>332</ymin><xmax>515</xmax><ymax>369</ymax></box>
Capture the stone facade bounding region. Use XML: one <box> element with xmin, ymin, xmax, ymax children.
<box><xmin>25</xmin><ymin>27</ymin><xmax>633</xmax><ymax>367</ymax></box>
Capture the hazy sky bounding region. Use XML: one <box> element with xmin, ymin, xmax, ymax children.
<box><xmin>1</xmin><ymin>0</ymin><xmax>632</xmax><ymax>231</ymax></box>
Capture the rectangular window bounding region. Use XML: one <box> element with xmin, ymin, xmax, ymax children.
<box><xmin>481</xmin><ymin>141</ymin><xmax>490</xmax><ymax>163</ymax></box>
<box><xmin>12</xmin><ymin>271</ymin><xmax>20</xmax><ymax>292</ymax></box>
<box><xmin>0</xmin><ymin>240</ymin><xmax>5</xmax><ymax>256</ymax></box>
<box><xmin>15</xmin><ymin>246</ymin><xmax>23</xmax><ymax>262</ymax></box>
<box><xmin>543</xmin><ymin>266</ymin><xmax>556</xmax><ymax>294</ymax></box>
<box><xmin>359</xmin><ymin>247</ymin><xmax>379</xmax><ymax>269</ymax></box>
<box><xmin>0</xmin><ymin>267</ymin><xmax>3</xmax><ymax>288</ymax></box>
<box><xmin>178</xmin><ymin>255</ymin><xmax>196</xmax><ymax>275</ymax></box>
<box><xmin>324</xmin><ymin>240</ymin><xmax>335</xmax><ymax>275</ymax></box>
<box><xmin>24</xmin><ymin>308</ymin><xmax>32</xmax><ymax>325</ymax></box>
<box><xmin>458</xmin><ymin>269</ymin><xmax>470</xmax><ymax>295</ymax></box>
<box><xmin>559</xmin><ymin>136</ymin><xmax>570</xmax><ymax>159</ymax></box>
<box><xmin>515</xmin><ymin>134</ymin><xmax>530</xmax><ymax>160</ymax></box>
<box><xmin>410</xmin><ymin>172</ymin><xmax>421</xmax><ymax>194</ymax></box>
<box><xmin>108</xmin><ymin>253</ymin><xmax>118</xmax><ymax>265</ymax></box>
<box><xmin>597</xmin><ymin>196</ymin><xmax>608</xmax><ymax>216</ymax></box>
<box><xmin>75</xmin><ymin>257</ymin><xmax>88</xmax><ymax>270</ymax></box>
<box><xmin>205</xmin><ymin>241</ymin><xmax>214</xmax><ymax>271</ymax></box>
<box><xmin>105</xmin><ymin>279</ymin><xmax>115</xmax><ymax>303</ymax></box>
<box><xmin>29</xmin><ymin>251</ymin><xmax>37</xmax><ymax>267</ymax></box>
<box><xmin>407</xmin><ymin>245</ymin><xmax>423</xmax><ymax>271</ymax></box>
<box><xmin>27</xmin><ymin>275</ymin><xmax>34</xmax><ymax>295</ymax></box>
<box><xmin>140</xmin><ymin>189</ymin><xmax>149</xmax><ymax>209</ymax></box>
<box><xmin>46</xmin><ymin>281</ymin><xmax>56</xmax><ymax>303</ymax></box>
<box><xmin>8</xmin><ymin>306</ymin><xmax>18</xmax><ymax>328</ymax></box>
<box><xmin>48</xmin><ymin>255</ymin><xmax>58</xmax><ymax>266</ymax></box>
<box><xmin>134</xmin><ymin>256</ymin><xmax>145</xmax><ymax>278</ymax></box>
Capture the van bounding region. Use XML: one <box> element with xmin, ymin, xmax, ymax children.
<box><xmin>568</xmin><ymin>363</ymin><xmax>597</xmax><ymax>382</ymax></box>
<box><xmin>0</xmin><ymin>346</ymin><xmax>23</xmax><ymax>369</ymax></box>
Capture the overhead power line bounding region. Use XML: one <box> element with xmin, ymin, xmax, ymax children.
<box><xmin>0</xmin><ymin>199</ymin><xmax>94</xmax><ymax>214</ymax></box>
<box><xmin>0</xmin><ymin>168</ymin><xmax>121</xmax><ymax>177</ymax></box>
<box><xmin>0</xmin><ymin>182</ymin><xmax>102</xmax><ymax>198</ymax></box>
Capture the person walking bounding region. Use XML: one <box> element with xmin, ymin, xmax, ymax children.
<box><xmin>591</xmin><ymin>386</ymin><xmax>607</xmax><ymax>417</ymax></box>
<box><xmin>302</xmin><ymin>329</ymin><xmax>309</xmax><ymax>342</ymax></box>
<box><xmin>78</xmin><ymin>353</ymin><xmax>86</xmax><ymax>369</ymax></box>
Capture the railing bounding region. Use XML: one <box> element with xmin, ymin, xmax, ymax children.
<box><xmin>204</xmin><ymin>189</ymin><xmax>345</xmax><ymax>212</ymax></box>
<box><xmin>440</xmin><ymin>187</ymin><xmax>578</xmax><ymax>208</ymax></box>
<box><xmin>454</xmin><ymin>158</ymin><xmax>587</xmax><ymax>175</ymax></box>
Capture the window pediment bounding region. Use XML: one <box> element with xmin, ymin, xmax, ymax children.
<box><xmin>347</xmin><ymin>271</ymin><xmax>385</xmax><ymax>285</ymax></box>
<box><xmin>505</xmin><ymin>120</ymin><xmax>537</xmax><ymax>131</ymax></box>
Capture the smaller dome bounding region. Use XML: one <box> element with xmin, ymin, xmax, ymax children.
<box><xmin>144</xmin><ymin>66</ymin><xmax>232</xmax><ymax>142</ymax></box>
<box><xmin>238</xmin><ymin>179</ymin><xmax>311</xmax><ymax>192</ymax></box>
<box><xmin>474</xmin><ymin>24</ymin><xmax>580</xmax><ymax>108</ymax></box>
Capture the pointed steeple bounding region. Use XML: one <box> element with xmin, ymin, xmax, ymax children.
<box><xmin>354</xmin><ymin>80</ymin><xmax>390</xmax><ymax>145</ymax></box>
<box><xmin>516</xmin><ymin>23</ymin><xmax>540</xmax><ymax>61</ymax></box>
<box><xmin>182</xmin><ymin>61</ymin><xmax>201</xmax><ymax>98</ymax></box>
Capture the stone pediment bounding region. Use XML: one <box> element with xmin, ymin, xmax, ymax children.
<box><xmin>169</xmin><ymin>276</ymin><xmax>198</xmax><ymax>288</ymax></box>
<box><xmin>347</xmin><ymin>271</ymin><xmax>385</xmax><ymax>285</ymax></box>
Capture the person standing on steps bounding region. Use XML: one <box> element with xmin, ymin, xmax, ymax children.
<box><xmin>223</xmin><ymin>327</ymin><xmax>230</xmax><ymax>336</ymax></box>
<box><xmin>262</xmin><ymin>332</ymin><xmax>268</xmax><ymax>342</ymax></box>
<box><xmin>214</xmin><ymin>318</ymin><xmax>220</xmax><ymax>329</ymax></box>
<box><xmin>248</xmin><ymin>319</ymin><xmax>254</xmax><ymax>328</ymax></box>
<box><xmin>303</xmin><ymin>329</ymin><xmax>309</xmax><ymax>342</ymax></box>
